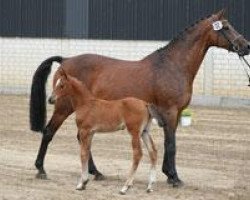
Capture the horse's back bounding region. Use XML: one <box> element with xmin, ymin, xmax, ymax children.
<box><xmin>59</xmin><ymin>54</ymin><xmax>154</xmax><ymax>102</ymax></box>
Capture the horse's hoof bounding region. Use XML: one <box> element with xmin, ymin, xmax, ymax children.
<box><xmin>36</xmin><ymin>172</ymin><xmax>48</xmax><ymax>180</ymax></box>
<box><xmin>167</xmin><ymin>178</ymin><xmax>184</xmax><ymax>188</ymax></box>
<box><xmin>94</xmin><ymin>173</ymin><xmax>106</xmax><ymax>181</ymax></box>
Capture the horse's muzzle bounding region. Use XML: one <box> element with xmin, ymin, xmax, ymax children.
<box><xmin>237</xmin><ymin>46</ymin><xmax>250</xmax><ymax>57</ymax></box>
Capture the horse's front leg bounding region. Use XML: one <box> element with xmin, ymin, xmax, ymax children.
<box><xmin>161</xmin><ymin>107</ymin><xmax>183</xmax><ymax>187</ymax></box>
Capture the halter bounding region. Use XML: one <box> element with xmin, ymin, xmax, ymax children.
<box><xmin>212</xmin><ymin>19</ymin><xmax>250</xmax><ymax>86</ymax></box>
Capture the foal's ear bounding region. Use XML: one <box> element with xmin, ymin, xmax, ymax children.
<box><xmin>216</xmin><ymin>9</ymin><xmax>226</xmax><ymax>19</ymax></box>
<box><xmin>59</xmin><ymin>68</ymin><xmax>68</xmax><ymax>80</ymax></box>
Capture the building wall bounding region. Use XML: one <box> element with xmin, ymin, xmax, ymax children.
<box><xmin>1</xmin><ymin>0</ymin><xmax>250</xmax><ymax>41</ymax></box>
<box><xmin>0</xmin><ymin>37</ymin><xmax>250</xmax><ymax>105</ymax></box>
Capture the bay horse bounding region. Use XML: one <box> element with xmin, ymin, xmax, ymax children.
<box><xmin>30</xmin><ymin>10</ymin><xmax>250</xmax><ymax>187</ymax></box>
<box><xmin>51</xmin><ymin>69</ymin><xmax>157</xmax><ymax>194</ymax></box>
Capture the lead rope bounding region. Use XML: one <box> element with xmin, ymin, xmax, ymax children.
<box><xmin>239</xmin><ymin>56</ymin><xmax>250</xmax><ymax>87</ymax></box>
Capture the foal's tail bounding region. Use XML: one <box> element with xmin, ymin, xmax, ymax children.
<box><xmin>29</xmin><ymin>56</ymin><xmax>64</xmax><ymax>132</ymax></box>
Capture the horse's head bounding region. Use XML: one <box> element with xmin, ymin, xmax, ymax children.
<box><xmin>208</xmin><ymin>9</ymin><xmax>250</xmax><ymax>56</ymax></box>
<box><xmin>49</xmin><ymin>68</ymin><xmax>71</xmax><ymax>104</ymax></box>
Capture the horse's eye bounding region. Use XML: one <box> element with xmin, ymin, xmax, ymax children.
<box><xmin>223</xmin><ymin>26</ymin><xmax>229</xmax><ymax>30</ymax></box>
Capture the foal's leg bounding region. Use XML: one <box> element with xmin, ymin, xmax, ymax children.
<box><xmin>77</xmin><ymin>132</ymin><xmax>105</xmax><ymax>180</ymax></box>
<box><xmin>120</xmin><ymin>131</ymin><xmax>142</xmax><ymax>195</ymax></box>
<box><xmin>76</xmin><ymin>130</ymin><xmax>93</xmax><ymax>190</ymax></box>
<box><xmin>141</xmin><ymin>129</ymin><xmax>157</xmax><ymax>193</ymax></box>
<box><xmin>35</xmin><ymin>98</ymin><xmax>102</xmax><ymax>180</ymax></box>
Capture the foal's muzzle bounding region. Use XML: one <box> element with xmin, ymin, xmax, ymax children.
<box><xmin>48</xmin><ymin>95</ymin><xmax>55</xmax><ymax>104</ymax></box>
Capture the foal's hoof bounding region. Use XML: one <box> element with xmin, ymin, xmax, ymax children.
<box><xmin>76</xmin><ymin>185</ymin><xmax>86</xmax><ymax>191</ymax></box>
<box><xmin>36</xmin><ymin>172</ymin><xmax>48</xmax><ymax>180</ymax></box>
<box><xmin>119</xmin><ymin>190</ymin><xmax>126</xmax><ymax>195</ymax></box>
<box><xmin>167</xmin><ymin>178</ymin><xmax>184</xmax><ymax>188</ymax></box>
<box><xmin>146</xmin><ymin>188</ymin><xmax>154</xmax><ymax>193</ymax></box>
<box><xmin>119</xmin><ymin>185</ymin><xmax>132</xmax><ymax>195</ymax></box>
<box><xmin>93</xmin><ymin>173</ymin><xmax>106</xmax><ymax>181</ymax></box>
<box><xmin>76</xmin><ymin>179</ymin><xmax>89</xmax><ymax>190</ymax></box>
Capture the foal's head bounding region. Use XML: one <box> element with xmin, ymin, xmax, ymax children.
<box><xmin>206</xmin><ymin>9</ymin><xmax>249</xmax><ymax>56</ymax></box>
<box><xmin>50</xmin><ymin>69</ymin><xmax>86</xmax><ymax>103</ymax></box>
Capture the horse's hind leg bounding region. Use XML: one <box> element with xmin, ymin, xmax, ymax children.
<box><xmin>35</xmin><ymin>102</ymin><xmax>71</xmax><ymax>179</ymax></box>
<box><xmin>141</xmin><ymin>124</ymin><xmax>157</xmax><ymax>193</ymax></box>
<box><xmin>120</xmin><ymin>130</ymin><xmax>142</xmax><ymax>195</ymax></box>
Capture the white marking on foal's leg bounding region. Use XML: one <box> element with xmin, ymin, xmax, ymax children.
<box><xmin>120</xmin><ymin>133</ymin><xmax>142</xmax><ymax>195</ymax></box>
<box><xmin>76</xmin><ymin>161</ymin><xmax>89</xmax><ymax>190</ymax></box>
<box><xmin>142</xmin><ymin>125</ymin><xmax>157</xmax><ymax>193</ymax></box>
<box><xmin>119</xmin><ymin>178</ymin><xmax>134</xmax><ymax>195</ymax></box>
<box><xmin>147</xmin><ymin>167</ymin><xmax>156</xmax><ymax>193</ymax></box>
<box><xmin>76</xmin><ymin>132</ymin><xmax>93</xmax><ymax>190</ymax></box>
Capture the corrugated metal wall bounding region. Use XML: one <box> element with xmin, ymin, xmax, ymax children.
<box><xmin>0</xmin><ymin>0</ymin><xmax>65</xmax><ymax>38</ymax></box>
<box><xmin>0</xmin><ymin>0</ymin><xmax>249</xmax><ymax>40</ymax></box>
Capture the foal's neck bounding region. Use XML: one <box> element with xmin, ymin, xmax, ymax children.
<box><xmin>68</xmin><ymin>79</ymin><xmax>95</xmax><ymax>109</ymax></box>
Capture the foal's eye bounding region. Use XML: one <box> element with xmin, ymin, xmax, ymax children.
<box><xmin>223</xmin><ymin>26</ymin><xmax>229</xmax><ymax>30</ymax></box>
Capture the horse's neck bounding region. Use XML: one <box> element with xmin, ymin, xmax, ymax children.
<box><xmin>69</xmin><ymin>81</ymin><xmax>94</xmax><ymax>109</ymax></box>
<box><xmin>150</xmin><ymin>23</ymin><xmax>211</xmax><ymax>83</ymax></box>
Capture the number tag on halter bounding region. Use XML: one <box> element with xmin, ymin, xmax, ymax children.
<box><xmin>212</xmin><ymin>21</ymin><xmax>223</xmax><ymax>31</ymax></box>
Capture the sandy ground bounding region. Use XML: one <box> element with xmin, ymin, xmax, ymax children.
<box><xmin>0</xmin><ymin>95</ymin><xmax>250</xmax><ymax>200</ymax></box>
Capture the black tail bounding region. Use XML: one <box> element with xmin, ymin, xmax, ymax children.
<box><xmin>29</xmin><ymin>56</ymin><xmax>64</xmax><ymax>132</ymax></box>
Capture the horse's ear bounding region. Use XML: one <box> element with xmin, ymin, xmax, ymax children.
<box><xmin>216</xmin><ymin>9</ymin><xmax>226</xmax><ymax>19</ymax></box>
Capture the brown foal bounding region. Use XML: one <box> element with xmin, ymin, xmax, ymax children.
<box><xmin>51</xmin><ymin>69</ymin><xmax>157</xmax><ymax>194</ymax></box>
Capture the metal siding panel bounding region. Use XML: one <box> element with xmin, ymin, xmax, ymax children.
<box><xmin>111</xmin><ymin>0</ymin><xmax>134</xmax><ymax>40</ymax></box>
<box><xmin>0</xmin><ymin>0</ymin><xmax>248</xmax><ymax>40</ymax></box>
<box><xmin>41</xmin><ymin>0</ymin><xmax>64</xmax><ymax>38</ymax></box>
<box><xmin>0</xmin><ymin>0</ymin><xmax>21</xmax><ymax>37</ymax></box>
<box><xmin>88</xmin><ymin>0</ymin><xmax>98</xmax><ymax>39</ymax></box>
<box><xmin>244</xmin><ymin>0</ymin><xmax>250</xmax><ymax>39</ymax></box>
<box><xmin>136</xmin><ymin>0</ymin><xmax>148</xmax><ymax>40</ymax></box>
<box><xmin>227</xmin><ymin>0</ymin><xmax>244</xmax><ymax>35</ymax></box>
<box><xmin>20</xmin><ymin>0</ymin><xmax>42</xmax><ymax>37</ymax></box>
<box><xmin>163</xmin><ymin>0</ymin><xmax>189</xmax><ymax>40</ymax></box>
<box><xmin>89</xmin><ymin>0</ymin><xmax>112</xmax><ymax>39</ymax></box>
<box><xmin>188</xmin><ymin>0</ymin><xmax>214</xmax><ymax>24</ymax></box>
<box><xmin>101</xmin><ymin>0</ymin><xmax>113</xmax><ymax>39</ymax></box>
<box><xmin>147</xmin><ymin>0</ymin><xmax>163</xmax><ymax>40</ymax></box>
<box><xmin>64</xmin><ymin>0</ymin><xmax>88</xmax><ymax>38</ymax></box>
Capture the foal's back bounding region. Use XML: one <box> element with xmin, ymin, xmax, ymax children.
<box><xmin>76</xmin><ymin>97</ymin><xmax>149</xmax><ymax>133</ymax></box>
